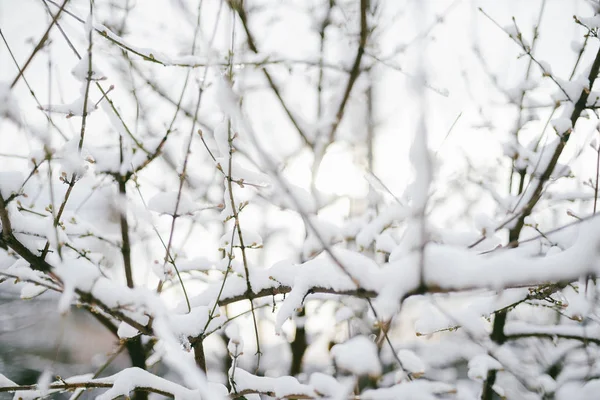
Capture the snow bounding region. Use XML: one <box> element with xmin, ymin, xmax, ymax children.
<box><xmin>335</xmin><ymin>306</ymin><xmax>355</xmax><ymax>323</ymax></box>
<box><xmin>71</xmin><ymin>53</ymin><xmax>105</xmax><ymax>82</ymax></box>
<box><xmin>397</xmin><ymin>349</ymin><xmax>426</xmax><ymax>377</ymax></box>
<box><xmin>361</xmin><ymin>380</ymin><xmax>456</xmax><ymax>399</ymax></box>
<box><xmin>148</xmin><ymin>191</ymin><xmax>198</xmax><ymax>216</ymax></box>
<box><xmin>504</xmin><ymin>321</ymin><xmax>600</xmax><ymax>341</ymax></box>
<box><xmin>273</xmin><ymin>183</ymin><xmax>318</xmax><ymax>214</ymax></box>
<box><xmin>302</xmin><ymin>216</ymin><xmax>343</xmax><ymax>259</ymax></box>
<box><xmin>219</xmin><ymin>228</ymin><xmax>262</xmax><ymax>249</ymax></box>
<box><xmin>41</xmin><ymin>83</ymin><xmax>98</xmax><ymax>117</ymax></box>
<box><xmin>56</xmin><ymin>138</ymin><xmax>93</xmax><ymax>177</ymax></box>
<box><xmin>180</xmin><ymin>216</ymin><xmax>600</xmax><ymax>332</ymax></box>
<box><xmin>0</xmin><ymin>83</ymin><xmax>21</xmax><ymax>124</ymax></box>
<box><xmin>0</xmin><ymin>171</ymin><xmax>23</xmax><ymax>198</ymax></box>
<box><xmin>170</xmin><ymin>306</ymin><xmax>225</xmax><ymax>339</ymax></box>
<box><xmin>231</xmin><ymin>368</ymin><xmax>315</xmax><ymax>398</ymax></box>
<box><xmin>578</xmin><ymin>15</ymin><xmax>600</xmax><ymax>29</ymax></box>
<box><xmin>309</xmin><ymin>372</ymin><xmax>350</xmax><ymax>397</ymax></box>
<box><xmin>19</xmin><ymin>282</ymin><xmax>47</xmax><ymax>300</ymax></box>
<box><xmin>468</xmin><ymin>354</ymin><xmax>503</xmax><ymax>381</ymax></box>
<box><xmin>556</xmin><ymin>380</ymin><xmax>600</xmax><ymax>400</ymax></box>
<box><xmin>95</xmin><ymin>368</ymin><xmax>226</xmax><ymax>400</ymax></box>
<box><xmin>226</xmin><ymin>323</ymin><xmax>244</xmax><ymax>356</ymax></box>
<box><xmin>376</xmin><ymin>233</ymin><xmax>397</xmax><ymax>253</ymax></box>
<box><xmin>213</xmin><ymin>121</ymin><xmax>230</xmax><ymax>158</ymax></box>
<box><xmin>330</xmin><ymin>335</ymin><xmax>382</xmax><ymax>376</ymax></box>
<box><xmin>0</xmin><ymin>372</ymin><xmax>16</xmax><ymax>387</ymax></box>
<box><xmin>37</xmin><ymin>370</ymin><xmax>52</xmax><ymax>396</ymax></box>
<box><xmin>551</xmin><ymin>118</ymin><xmax>573</xmax><ymax>135</ymax></box>
<box><xmin>3</xmin><ymin>3</ymin><xmax>600</xmax><ymax>400</ymax></box>
<box><xmin>415</xmin><ymin>289</ymin><xmax>529</xmax><ymax>336</ymax></box>
<box><xmin>356</xmin><ymin>204</ymin><xmax>409</xmax><ymax>248</ymax></box>
<box><xmin>176</xmin><ymin>257</ymin><xmax>214</xmax><ymax>273</ymax></box>
<box><xmin>214</xmin><ymin>157</ymin><xmax>272</xmax><ymax>187</ymax></box>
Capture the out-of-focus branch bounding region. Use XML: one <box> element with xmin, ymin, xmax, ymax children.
<box><xmin>327</xmin><ymin>0</ymin><xmax>369</xmax><ymax>144</ymax></box>
<box><xmin>10</xmin><ymin>0</ymin><xmax>70</xmax><ymax>88</ymax></box>
<box><xmin>509</xmin><ymin>46</ymin><xmax>600</xmax><ymax>242</ymax></box>
<box><xmin>228</xmin><ymin>0</ymin><xmax>313</xmax><ymax>147</ymax></box>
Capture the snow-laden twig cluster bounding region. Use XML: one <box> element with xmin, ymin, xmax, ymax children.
<box><xmin>3</xmin><ymin>1</ymin><xmax>600</xmax><ymax>400</ymax></box>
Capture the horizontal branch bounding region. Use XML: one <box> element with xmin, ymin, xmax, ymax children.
<box><xmin>217</xmin><ymin>285</ymin><xmax>377</xmax><ymax>307</ymax></box>
<box><xmin>505</xmin><ymin>332</ymin><xmax>600</xmax><ymax>345</ymax></box>
<box><xmin>0</xmin><ymin>382</ymin><xmax>321</xmax><ymax>400</ymax></box>
<box><xmin>0</xmin><ymin>381</ymin><xmax>171</xmax><ymax>397</ymax></box>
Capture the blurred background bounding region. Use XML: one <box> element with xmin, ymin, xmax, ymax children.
<box><xmin>1</xmin><ymin>0</ymin><xmax>599</xmax><ymax>396</ymax></box>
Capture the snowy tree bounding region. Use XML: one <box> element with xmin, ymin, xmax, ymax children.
<box><xmin>2</xmin><ymin>0</ymin><xmax>600</xmax><ymax>399</ymax></box>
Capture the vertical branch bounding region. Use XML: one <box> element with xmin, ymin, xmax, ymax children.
<box><xmin>228</xmin><ymin>0</ymin><xmax>312</xmax><ymax>147</ymax></box>
<box><xmin>594</xmin><ymin>134</ymin><xmax>600</xmax><ymax>214</ymax></box>
<box><xmin>290</xmin><ymin>308</ymin><xmax>307</xmax><ymax>375</ymax></box>
<box><xmin>411</xmin><ymin>0</ymin><xmax>432</xmax><ymax>291</ymax></box>
<box><xmin>155</xmin><ymin>0</ymin><xmax>206</xmax><ymax>314</ymax></box>
<box><xmin>10</xmin><ymin>0</ymin><xmax>70</xmax><ymax>88</ymax></box>
<box><xmin>192</xmin><ymin>338</ymin><xmax>207</xmax><ymax>373</ymax></box>
<box><xmin>326</xmin><ymin>0</ymin><xmax>369</xmax><ymax>144</ymax></box>
<box><xmin>78</xmin><ymin>4</ymin><xmax>94</xmax><ymax>152</ymax></box>
<box><xmin>509</xmin><ymin>0</ymin><xmax>546</xmax><ymax>194</ymax></box>
<box><xmin>481</xmin><ymin>311</ymin><xmax>507</xmax><ymax>400</ymax></box>
<box><xmin>118</xmin><ymin>175</ymin><xmax>134</xmax><ymax>289</ymax></box>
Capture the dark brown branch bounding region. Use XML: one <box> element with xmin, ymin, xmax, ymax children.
<box><xmin>482</xmin><ymin>298</ymin><xmax>508</xmax><ymax>399</ymax></box>
<box><xmin>505</xmin><ymin>332</ymin><xmax>600</xmax><ymax>345</ymax></box>
<box><xmin>191</xmin><ymin>337</ymin><xmax>207</xmax><ymax>373</ymax></box>
<box><xmin>229</xmin><ymin>0</ymin><xmax>313</xmax><ymax>147</ymax></box>
<box><xmin>509</xmin><ymin>45</ymin><xmax>600</xmax><ymax>241</ymax></box>
<box><xmin>290</xmin><ymin>309</ymin><xmax>307</xmax><ymax>375</ymax></box>
<box><xmin>327</xmin><ymin>0</ymin><xmax>369</xmax><ymax>143</ymax></box>
<box><xmin>216</xmin><ymin>285</ymin><xmax>377</xmax><ymax>307</ymax></box>
<box><xmin>118</xmin><ymin>177</ymin><xmax>134</xmax><ymax>289</ymax></box>
<box><xmin>0</xmin><ymin>382</ymin><xmax>172</xmax><ymax>397</ymax></box>
<box><xmin>10</xmin><ymin>0</ymin><xmax>70</xmax><ymax>88</ymax></box>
